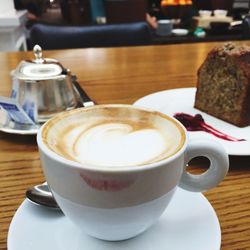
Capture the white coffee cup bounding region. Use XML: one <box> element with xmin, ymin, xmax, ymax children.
<box><xmin>37</xmin><ymin>104</ymin><xmax>228</xmax><ymax>241</ymax></box>
<box><xmin>214</xmin><ymin>9</ymin><xmax>228</xmax><ymax>18</ymax></box>
<box><xmin>199</xmin><ymin>10</ymin><xmax>212</xmax><ymax>18</ymax></box>
<box><xmin>156</xmin><ymin>19</ymin><xmax>173</xmax><ymax>36</ymax></box>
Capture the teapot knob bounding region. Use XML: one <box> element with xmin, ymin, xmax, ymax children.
<box><xmin>33</xmin><ymin>45</ymin><xmax>44</xmax><ymax>63</ymax></box>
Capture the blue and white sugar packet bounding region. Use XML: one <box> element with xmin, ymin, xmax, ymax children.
<box><xmin>0</xmin><ymin>106</ymin><xmax>10</xmax><ymax>127</ymax></box>
<box><xmin>11</xmin><ymin>79</ymin><xmax>38</xmax><ymax>123</ymax></box>
<box><xmin>0</xmin><ymin>96</ymin><xmax>35</xmax><ymax>125</ymax></box>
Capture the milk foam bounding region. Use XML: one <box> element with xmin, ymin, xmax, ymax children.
<box><xmin>70</xmin><ymin>123</ymin><xmax>168</xmax><ymax>167</ymax></box>
<box><xmin>44</xmin><ymin>106</ymin><xmax>184</xmax><ymax>168</ymax></box>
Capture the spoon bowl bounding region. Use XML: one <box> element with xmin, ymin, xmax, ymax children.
<box><xmin>26</xmin><ymin>184</ymin><xmax>61</xmax><ymax>210</ymax></box>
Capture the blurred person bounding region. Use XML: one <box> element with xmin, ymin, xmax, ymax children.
<box><xmin>90</xmin><ymin>0</ymin><xmax>158</xmax><ymax>28</ymax></box>
<box><xmin>146</xmin><ymin>13</ymin><xmax>158</xmax><ymax>29</ymax></box>
<box><xmin>14</xmin><ymin>0</ymin><xmax>40</xmax><ymax>21</ymax></box>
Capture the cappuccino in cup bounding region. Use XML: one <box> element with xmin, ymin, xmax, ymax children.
<box><xmin>42</xmin><ymin>105</ymin><xmax>185</xmax><ymax>168</ymax></box>
<box><xmin>38</xmin><ymin>104</ymin><xmax>228</xmax><ymax>241</ymax></box>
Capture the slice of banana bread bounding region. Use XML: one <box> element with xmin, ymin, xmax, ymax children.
<box><xmin>194</xmin><ymin>42</ymin><xmax>250</xmax><ymax>127</ymax></box>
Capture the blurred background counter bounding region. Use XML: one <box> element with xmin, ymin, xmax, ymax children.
<box><xmin>0</xmin><ymin>0</ymin><xmax>250</xmax><ymax>51</ymax></box>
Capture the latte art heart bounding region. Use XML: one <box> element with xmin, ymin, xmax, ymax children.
<box><xmin>71</xmin><ymin>123</ymin><xmax>169</xmax><ymax>167</ymax></box>
<box><xmin>43</xmin><ymin>105</ymin><xmax>185</xmax><ymax>168</ymax></box>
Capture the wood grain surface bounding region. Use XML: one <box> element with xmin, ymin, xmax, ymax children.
<box><xmin>0</xmin><ymin>41</ymin><xmax>250</xmax><ymax>250</ymax></box>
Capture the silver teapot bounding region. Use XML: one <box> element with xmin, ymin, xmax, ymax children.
<box><xmin>11</xmin><ymin>45</ymin><xmax>78</xmax><ymax>123</ymax></box>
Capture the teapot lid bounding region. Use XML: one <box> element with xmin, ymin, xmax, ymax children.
<box><xmin>12</xmin><ymin>45</ymin><xmax>64</xmax><ymax>80</ymax></box>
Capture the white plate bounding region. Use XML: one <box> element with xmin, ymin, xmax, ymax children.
<box><xmin>134</xmin><ymin>87</ymin><xmax>250</xmax><ymax>155</ymax></box>
<box><xmin>8</xmin><ymin>188</ymin><xmax>220</xmax><ymax>250</ymax></box>
<box><xmin>172</xmin><ymin>29</ymin><xmax>189</xmax><ymax>36</ymax></box>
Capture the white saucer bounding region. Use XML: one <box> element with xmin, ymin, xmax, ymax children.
<box><xmin>0</xmin><ymin>121</ymin><xmax>40</xmax><ymax>135</ymax></box>
<box><xmin>134</xmin><ymin>87</ymin><xmax>250</xmax><ymax>155</ymax></box>
<box><xmin>8</xmin><ymin>188</ymin><xmax>221</xmax><ymax>250</ymax></box>
<box><xmin>172</xmin><ymin>29</ymin><xmax>189</xmax><ymax>36</ymax></box>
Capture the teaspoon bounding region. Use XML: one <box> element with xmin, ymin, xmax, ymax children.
<box><xmin>26</xmin><ymin>183</ymin><xmax>61</xmax><ymax>210</ymax></box>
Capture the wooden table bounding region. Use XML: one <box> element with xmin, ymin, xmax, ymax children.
<box><xmin>0</xmin><ymin>42</ymin><xmax>250</xmax><ymax>250</ymax></box>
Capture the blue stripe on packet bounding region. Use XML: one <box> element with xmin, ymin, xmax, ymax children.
<box><xmin>0</xmin><ymin>96</ymin><xmax>35</xmax><ymax>125</ymax></box>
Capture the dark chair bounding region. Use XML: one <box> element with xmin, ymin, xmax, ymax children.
<box><xmin>29</xmin><ymin>22</ymin><xmax>152</xmax><ymax>50</ymax></box>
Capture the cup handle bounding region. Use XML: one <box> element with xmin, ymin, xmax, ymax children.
<box><xmin>179</xmin><ymin>139</ymin><xmax>229</xmax><ymax>192</ymax></box>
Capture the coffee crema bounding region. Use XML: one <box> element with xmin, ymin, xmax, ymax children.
<box><xmin>42</xmin><ymin>105</ymin><xmax>185</xmax><ymax>168</ymax></box>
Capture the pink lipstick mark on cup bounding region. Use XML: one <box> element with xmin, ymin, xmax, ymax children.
<box><xmin>80</xmin><ymin>173</ymin><xmax>134</xmax><ymax>192</ymax></box>
<box><xmin>173</xmin><ymin>112</ymin><xmax>246</xmax><ymax>142</ymax></box>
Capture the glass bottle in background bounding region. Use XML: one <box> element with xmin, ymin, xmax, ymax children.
<box><xmin>160</xmin><ymin>0</ymin><xmax>193</xmax><ymax>28</ymax></box>
<box><xmin>179</xmin><ymin>0</ymin><xmax>193</xmax><ymax>29</ymax></box>
<box><xmin>161</xmin><ymin>0</ymin><xmax>180</xmax><ymax>20</ymax></box>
